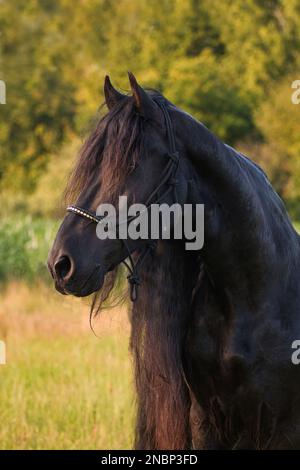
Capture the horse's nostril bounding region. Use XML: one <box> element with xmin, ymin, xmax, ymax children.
<box><xmin>54</xmin><ymin>255</ymin><xmax>72</xmax><ymax>281</ymax></box>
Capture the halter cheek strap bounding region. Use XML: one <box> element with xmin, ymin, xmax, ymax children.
<box><xmin>67</xmin><ymin>97</ymin><xmax>180</xmax><ymax>301</ymax></box>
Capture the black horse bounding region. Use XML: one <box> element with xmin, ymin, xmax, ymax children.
<box><xmin>48</xmin><ymin>73</ymin><xmax>300</xmax><ymax>449</ymax></box>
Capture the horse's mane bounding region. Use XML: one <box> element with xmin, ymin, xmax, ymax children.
<box><xmin>130</xmin><ymin>242</ymin><xmax>200</xmax><ymax>449</ymax></box>
<box><xmin>65</xmin><ymin>97</ymin><xmax>144</xmax><ymax>205</ymax></box>
<box><xmin>65</xmin><ymin>89</ymin><xmax>163</xmax><ymax>205</ymax></box>
<box><xmin>64</xmin><ymin>93</ymin><xmax>202</xmax><ymax>449</ymax></box>
<box><xmin>90</xmin><ymin>240</ymin><xmax>200</xmax><ymax>450</ymax></box>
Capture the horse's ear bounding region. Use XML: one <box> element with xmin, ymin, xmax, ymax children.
<box><xmin>104</xmin><ymin>75</ymin><xmax>126</xmax><ymax>110</ymax></box>
<box><xmin>128</xmin><ymin>71</ymin><xmax>157</xmax><ymax>119</ymax></box>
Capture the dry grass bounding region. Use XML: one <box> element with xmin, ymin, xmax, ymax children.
<box><xmin>0</xmin><ymin>281</ymin><xmax>130</xmax><ymax>340</ymax></box>
<box><xmin>0</xmin><ymin>282</ymin><xmax>134</xmax><ymax>449</ymax></box>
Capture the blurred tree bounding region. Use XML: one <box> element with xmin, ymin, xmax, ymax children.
<box><xmin>0</xmin><ymin>0</ymin><xmax>77</xmax><ymax>192</ymax></box>
<box><xmin>254</xmin><ymin>75</ymin><xmax>300</xmax><ymax>211</ymax></box>
<box><xmin>0</xmin><ymin>0</ymin><xmax>299</xmax><ymax>215</ymax></box>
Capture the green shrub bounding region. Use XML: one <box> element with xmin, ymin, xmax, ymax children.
<box><xmin>0</xmin><ymin>217</ymin><xmax>58</xmax><ymax>282</ymax></box>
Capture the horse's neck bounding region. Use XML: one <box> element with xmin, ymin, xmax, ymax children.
<box><xmin>179</xmin><ymin>110</ymin><xmax>299</xmax><ymax>304</ymax></box>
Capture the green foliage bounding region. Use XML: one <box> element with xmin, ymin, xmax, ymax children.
<box><xmin>26</xmin><ymin>138</ymin><xmax>81</xmax><ymax>218</ymax></box>
<box><xmin>0</xmin><ymin>0</ymin><xmax>78</xmax><ymax>192</ymax></box>
<box><xmin>165</xmin><ymin>52</ymin><xmax>254</xmax><ymax>142</ymax></box>
<box><xmin>0</xmin><ymin>0</ymin><xmax>299</xmax><ymax>211</ymax></box>
<box><xmin>255</xmin><ymin>75</ymin><xmax>300</xmax><ymax>200</ymax></box>
<box><xmin>0</xmin><ymin>216</ymin><xmax>58</xmax><ymax>282</ymax></box>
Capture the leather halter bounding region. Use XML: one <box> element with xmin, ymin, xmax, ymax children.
<box><xmin>67</xmin><ymin>97</ymin><xmax>180</xmax><ymax>301</ymax></box>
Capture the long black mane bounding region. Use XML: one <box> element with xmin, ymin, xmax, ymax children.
<box><xmin>58</xmin><ymin>81</ymin><xmax>300</xmax><ymax>450</ymax></box>
<box><xmin>64</xmin><ymin>95</ymin><xmax>202</xmax><ymax>448</ymax></box>
<box><xmin>65</xmin><ymin>91</ymin><xmax>164</xmax><ymax>205</ymax></box>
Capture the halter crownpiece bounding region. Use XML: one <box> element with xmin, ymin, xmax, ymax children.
<box><xmin>67</xmin><ymin>97</ymin><xmax>180</xmax><ymax>301</ymax></box>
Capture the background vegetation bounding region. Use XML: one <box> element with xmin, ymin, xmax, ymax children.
<box><xmin>0</xmin><ymin>283</ymin><xmax>133</xmax><ymax>449</ymax></box>
<box><xmin>1</xmin><ymin>0</ymin><xmax>300</xmax><ymax>218</ymax></box>
<box><xmin>0</xmin><ymin>0</ymin><xmax>299</xmax><ymax>449</ymax></box>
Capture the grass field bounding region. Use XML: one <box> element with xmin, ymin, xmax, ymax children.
<box><xmin>0</xmin><ymin>216</ymin><xmax>299</xmax><ymax>449</ymax></box>
<box><xmin>0</xmin><ymin>282</ymin><xmax>134</xmax><ymax>450</ymax></box>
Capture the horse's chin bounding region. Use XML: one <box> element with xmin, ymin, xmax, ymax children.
<box><xmin>55</xmin><ymin>269</ymin><xmax>105</xmax><ymax>298</ymax></box>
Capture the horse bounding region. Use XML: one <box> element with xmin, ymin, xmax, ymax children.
<box><xmin>47</xmin><ymin>72</ymin><xmax>300</xmax><ymax>450</ymax></box>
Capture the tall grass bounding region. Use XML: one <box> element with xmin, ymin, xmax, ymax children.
<box><xmin>0</xmin><ymin>215</ymin><xmax>299</xmax><ymax>449</ymax></box>
<box><xmin>0</xmin><ymin>217</ymin><xmax>134</xmax><ymax>449</ymax></box>
<box><xmin>0</xmin><ymin>282</ymin><xmax>134</xmax><ymax>449</ymax></box>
